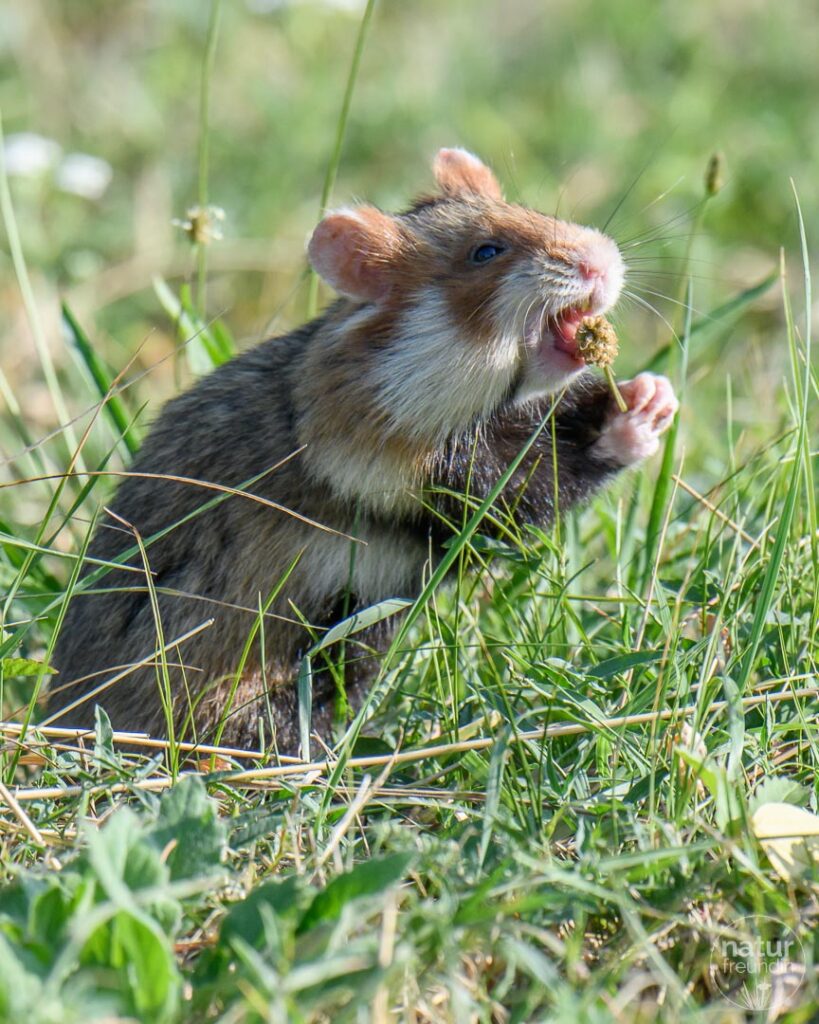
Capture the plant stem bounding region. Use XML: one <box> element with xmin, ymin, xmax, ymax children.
<box><xmin>306</xmin><ymin>0</ymin><xmax>377</xmax><ymax>319</ymax></box>
<box><xmin>196</xmin><ymin>0</ymin><xmax>222</xmax><ymax>318</ymax></box>
<box><xmin>0</xmin><ymin>108</ymin><xmax>83</xmax><ymax>475</ymax></box>
<box><xmin>605</xmin><ymin>365</ymin><xmax>628</xmax><ymax>412</ymax></box>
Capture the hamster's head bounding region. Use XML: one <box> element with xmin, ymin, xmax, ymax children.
<box><xmin>307</xmin><ymin>148</ymin><xmax>625</xmax><ymax>446</ymax></box>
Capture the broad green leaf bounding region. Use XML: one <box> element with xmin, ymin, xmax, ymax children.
<box><xmin>0</xmin><ymin>933</ymin><xmax>44</xmax><ymax>1017</ymax></box>
<box><xmin>149</xmin><ymin>776</ymin><xmax>226</xmax><ymax>881</ymax></box>
<box><xmin>83</xmin><ymin>809</ymin><xmax>141</xmax><ymax>910</ymax></box>
<box><xmin>229</xmin><ymin>810</ymin><xmax>286</xmax><ymax>849</ymax></box>
<box><xmin>297</xmin><ymin>852</ymin><xmax>413</xmax><ymax>935</ymax></box>
<box><xmin>83</xmin><ymin>911</ymin><xmax>181</xmax><ymax>1023</ymax></box>
<box><xmin>221</xmin><ymin>877</ymin><xmax>307</xmax><ymax>951</ymax></box>
<box><xmin>750</xmin><ymin>777</ymin><xmax>811</xmax><ymax>813</ymax></box>
<box><xmin>29</xmin><ymin>882</ymin><xmax>73</xmax><ymax>956</ymax></box>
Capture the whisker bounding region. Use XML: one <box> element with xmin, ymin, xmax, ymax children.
<box><xmin>601</xmin><ymin>132</ymin><xmax>675</xmax><ymax>233</ymax></box>
<box><xmin>513</xmin><ymin>291</ymin><xmax>540</xmax><ymax>338</ymax></box>
<box><xmin>624</xmin><ymin>253</ymin><xmax>717</xmax><ymax>262</ymax></box>
<box><xmin>622</xmin><ymin>230</ymin><xmax>707</xmax><ymax>252</ymax></box>
<box><xmin>632</xmin><ymin>176</ymin><xmax>686</xmax><ymax>217</ymax></box>
<box><xmin>621</xmin><ymin>290</ymin><xmax>681</xmax><ymax>344</ymax></box>
<box><xmin>625</xmin><ymin>268</ymin><xmax>721</xmax><ymax>283</ymax></box>
<box><xmin>615</xmin><ymin>200</ymin><xmax>707</xmax><ymax>247</ymax></box>
<box><xmin>625</xmin><ymin>285</ymin><xmax>711</xmax><ymax>319</ymax></box>
<box><xmin>464</xmin><ymin>289</ymin><xmax>500</xmax><ymax>327</ymax></box>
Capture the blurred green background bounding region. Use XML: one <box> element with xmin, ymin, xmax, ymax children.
<box><xmin>0</xmin><ymin>0</ymin><xmax>817</xmax><ymax>493</ymax></box>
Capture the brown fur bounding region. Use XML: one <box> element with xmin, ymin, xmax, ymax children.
<box><xmin>48</xmin><ymin>150</ymin><xmax>639</xmax><ymax>755</ymax></box>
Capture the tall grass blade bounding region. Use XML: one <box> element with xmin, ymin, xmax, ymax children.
<box><xmin>306</xmin><ymin>0</ymin><xmax>377</xmax><ymax>318</ymax></box>
<box><xmin>735</xmin><ymin>192</ymin><xmax>811</xmax><ymax>693</ymax></box>
<box><xmin>640</xmin><ymin>279</ymin><xmax>692</xmax><ymax>589</ymax></box>
<box><xmin>62</xmin><ymin>303</ymin><xmax>140</xmax><ymax>458</ymax></box>
<box><xmin>195</xmin><ymin>0</ymin><xmax>223</xmax><ymax>317</ymax></box>
<box><xmin>0</xmin><ymin>109</ymin><xmax>82</xmax><ymax>471</ymax></box>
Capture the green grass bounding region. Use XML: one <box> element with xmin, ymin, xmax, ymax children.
<box><xmin>1</xmin><ymin>1</ymin><xmax>819</xmax><ymax>1021</ymax></box>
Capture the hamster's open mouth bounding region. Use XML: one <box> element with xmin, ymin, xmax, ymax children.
<box><xmin>531</xmin><ymin>302</ymin><xmax>595</xmax><ymax>366</ymax></box>
<box><xmin>549</xmin><ymin>306</ymin><xmax>590</xmax><ymax>361</ymax></box>
<box><xmin>515</xmin><ymin>298</ymin><xmax>609</xmax><ymax>402</ymax></box>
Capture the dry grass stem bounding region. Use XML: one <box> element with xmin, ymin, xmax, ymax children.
<box><xmin>8</xmin><ymin>686</ymin><xmax>816</xmax><ymax>803</ymax></box>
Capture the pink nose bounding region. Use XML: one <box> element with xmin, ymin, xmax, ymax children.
<box><xmin>578</xmin><ymin>260</ymin><xmax>606</xmax><ymax>281</ymax></box>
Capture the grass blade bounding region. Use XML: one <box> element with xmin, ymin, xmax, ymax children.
<box><xmin>62</xmin><ymin>303</ymin><xmax>140</xmax><ymax>458</ymax></box>
<box><xmin>0</xmin><ymin>109</ymin><xmax>82</xmax><ymax>471</ymax></box>
<box><xmin>734</xmin><ymin>196</ymin><xmax>811</xmax><ymax>693</ymax></box>
<box><xmin>306</xmin><ymin>0</ymin><xmax>377</xmax><ymax>318</ymax></box>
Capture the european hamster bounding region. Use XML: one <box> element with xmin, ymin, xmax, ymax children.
<box><xmin>48</xmin><ymin>148</ymin><xmax>678</xmax><ymax>754</ymax></box>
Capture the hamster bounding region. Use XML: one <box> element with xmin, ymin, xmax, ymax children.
<box><xmin>48</xmin><ymin>148</ymin><xmax>678</xmax><ymax>754</ymax></box>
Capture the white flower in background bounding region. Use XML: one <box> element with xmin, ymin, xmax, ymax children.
<box><xmin>1</xmin><ymin>133</ymin><xmax>112</xmax><ymax>200</ymax></box>
<box><xmin>55</xmin><ymin>153</ymin><xmax>113</xmax><ymax>200</ymax></box>
<box><xmin>2</xmin><ymin>132</ymin><xmax>62</xmax><ymax>177</ymax></box>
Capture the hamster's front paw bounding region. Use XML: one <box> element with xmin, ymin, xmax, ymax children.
<box><xmin>595</xmin><ymin>373</ymin><xmax>679</xmax><ymax>466</ymax></box>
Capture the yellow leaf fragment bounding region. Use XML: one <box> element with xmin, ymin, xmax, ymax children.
<box><xmin>751</xmin><ymin>802</ymin><xmax>819</xmax><ymax>882</ymax></box>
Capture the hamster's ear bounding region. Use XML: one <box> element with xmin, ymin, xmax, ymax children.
<box><xmin>308</xmin><ymin>206</ymin><xmax>401</xmax><ymax>302</ymax></box>
<box><xmin>433</xmin><ymin>148</ymin><xmax>503</xmax><ymax>200</ymax></box>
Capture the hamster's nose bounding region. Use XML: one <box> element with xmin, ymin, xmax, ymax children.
<box><xmin>576</xmin><ymin>232</ymin><xmax>625</xmax><ymax>310</ymax></box>
<box><xmin>578</xmin><ymin>260</ymin><xmax>606</xmax><ymax>281</ymax></box>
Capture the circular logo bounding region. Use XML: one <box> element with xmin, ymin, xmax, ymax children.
<box><xmin>709</xmin><ymin>914</ymin><xmax>806</xmax><ymax>1013</ymax></box>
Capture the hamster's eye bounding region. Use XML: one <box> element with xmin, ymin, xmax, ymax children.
<box><xmin>470</xmin><ymin>242</ymin><xmax>506</xmax><ymax>265</ymax></box>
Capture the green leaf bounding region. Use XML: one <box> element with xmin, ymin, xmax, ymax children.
<box><xmin>0</xmin><ymin>932</ymin><xmax>44</xmax><ymax>1017</ymax></box>
<box><xmin>297</xmin><ymin>655</ymin><xmax>313</xmax><ymax>761</ymax></box>
<box><xmin>722</xmin><ymin>674</ymin><xmax>744</xmax><ymax>781</ymax></box>
<box><xmin>641</xmin><ymin>277</ymin><xmax>691</xmax><ymax>590</ymax></box>
<box><xmin>229</xmin><ymin>810</ymin><xmax>286</xmax><ymax>849</ymax></box>
<box><xmin>676</xmin><ymin>748</ymin><xmax>743</xmax><ymax>831</ymax></box>
<box><xmin>735</xmin><ymin>196</ymin><xmax>811</xmax><ymax>695</ymax></box>
<box><xmin>350</xmin><ymin>735</ymin><xmax>394</xmax><ymax>757</ymax></box>
<box><xmin>153</xmin><ymin>276</ymin><xmax>234</xmax><ymax>376</ymax></box>
<box><xmin>149</xmin><ymin>776</ymin><xmax>226</xmax><ymax>881</ymax></box>
<box><xmin>221</xmin><ymin>876</ymin><xmax>307</xmax><ymax>952</ymax></box>
<box><xmin>29</xmin><ymin>882</ymin><xmax>73</xmax><ymax>956</ymax></box>
<box><xmin>93</xmin><ymin>705</ymin><xmax>116</xmax><ymax>769</ymax></box>
<box><xmin>297</xmin><ymin>852</ymin><xmax>412</xmax><ymax>935</ymax></box>
<box><xmin>83</xmin><ymin>809</ymin><xmax>141</xmax><ymax>910</ymax></box>
<box><xmin>308</xmin><ymin>599</ymin><xmax>411</xmax><ymax>656</ymax></box>
<box><xmin>750</xmin><ymin>777</ymin><xmax>811</xmax><ymax>812</ymax></box>
<box><xmin>586</xmin><ymin>649</ymin><xmax>664</xmax><ymax>679</ymax></box>
<box><xmin>180</xmin><ymin>284</ymin><xmax>235</xmax><ymax>363</ymax></box>
<box><xmin>479</xmin><ymin>725</ymin><xmax>510</xmax><ymax>869</ymax></box>
<box><xmin>1</xmin><ymin>657</ymin><xmax>57</xmax><ymax>678</ymax></box>
<box><xmin>83</xmin><ymin>911</ymin><xmax>181</xmax><ymax>1023</ymax></box>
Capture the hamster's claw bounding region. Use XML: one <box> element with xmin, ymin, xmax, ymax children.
<box><xmin>596</xmin><ymin>372</ymin><xmax>679</xmax><ymax>466</ymax></box>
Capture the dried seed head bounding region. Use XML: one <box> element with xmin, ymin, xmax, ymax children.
<box><xmin>172</xmin><ymin>204</ymin><xmax>225</xmax><ymax>245</ymax></box>
<box><xmin>704</xmin><ymin>152</ymin><xmax>725</xmax><ymax>197</ymax></box>
<box><xmin>576</xmin><ymin>315</ymin><xmax>619</xmax><ymax>367</ymax></box>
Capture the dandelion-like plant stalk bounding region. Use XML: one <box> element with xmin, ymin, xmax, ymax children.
<box><xmin>576</xmin><ymin>315</ymin><xmax>628</xmax><ymax>412</ymax></box>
